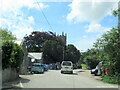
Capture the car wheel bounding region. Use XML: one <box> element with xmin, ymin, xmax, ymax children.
<box><xmin>61</xmin><ymin>71</ymin><xmax>63</xmax><ymax>74</ymax></box>
<box><xmin>71</xmin><ymin>71</ymin><xmax>73</xmax><ymax>74</ymax></box>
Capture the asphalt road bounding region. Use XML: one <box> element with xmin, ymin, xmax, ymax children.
<box><xmin>14</xmin><ymin>70</ymin><xmax>118</xmax><ymax>88</ymax></box>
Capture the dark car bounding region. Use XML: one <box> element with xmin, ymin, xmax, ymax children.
<box><xmin>56</xmin><ymin>62</ymin><xmax>61</xmax><ymax>70</ymax></box>
<box><xmin>49</xmin><ymin>63</ymin><xmax>56</xmax><ymax>70</ymax></box>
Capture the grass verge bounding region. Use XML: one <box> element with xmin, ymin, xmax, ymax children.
<box><xmin>101</xmin><ymin>75</ymin><xmax>119</xmax><ymax>84</ymax></box>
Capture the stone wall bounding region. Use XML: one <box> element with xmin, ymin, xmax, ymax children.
<box><xmin>2</xmin><ymin>68</ymin><xmax>19</xmax><ymax>83</ymax></box>
<box><xmin>0</xmin><ymin>70</ymin><xmax>2</xmax><ymax>90</ymax></box>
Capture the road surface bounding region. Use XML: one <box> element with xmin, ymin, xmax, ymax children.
<box><xmin>12</xmin><ymin>70</ymin><xmax>118</xmax><ymax>88</ymax></box>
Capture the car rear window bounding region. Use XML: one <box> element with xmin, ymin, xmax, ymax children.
<box><xmin>62</xmin><ymin>62</ymin><xmax>71</xmax><ymax>66</ymax></box>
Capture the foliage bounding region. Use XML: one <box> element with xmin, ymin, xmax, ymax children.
<box><xmin>0</xmin><ymin>28</ymin><xmax>16</xmax><ymax>44</ymax></box>
<box><xmin>81</xmin><ymin>64</ymin><xmax>88</xmax><ymax>69</ymax></box>
<box><xmin>2</xmin><ymin>41</ymin><xmax>24</xmax><ymax>70</ymax></box>
<box><xmin>81</xmin><ymin>48</ymin><xmax>100</xmax><ymax>69</ymax></box>
<box><xmin>1</xmin><ymin>29</ymin><xmax>24</xmax><ymax>70</ymax></box>
<box><xmin>112</xmin><ymin>9</ymin><xmax>118</xmax><ymax>17</ymax></box>
<box><xmin>23</xmin><ymin>31</ymin><xmax>65</xmax><ymax>52</ymax></box>
<box><xmin>42</xmin><ymin>40</ymin><xmax>63</xmax><ymax>64</ymax></box>
<box><xmin>94</xmin><ymin>28</ymin><xmax>120</xmax><ymax>75</ymax></box>
<box><xmin>101</xmin><ymin>74</ymin><xmax>120</xmax><ymax>84</ymax></box>
<box><xmin>64</xmin><ymin>44</ymin><xmax>80</xmax><ymax>64</ymax></box>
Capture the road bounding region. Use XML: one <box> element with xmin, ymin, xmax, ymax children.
<box><xmin>12</xmin><ymin>70</ymin><xmax>118</xmax><ymax>88</ymax></box>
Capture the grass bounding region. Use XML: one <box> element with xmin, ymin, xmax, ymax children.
<box><xmin>101</xmin><ymin>75</ymin><xmax>119</xmax><ymax>84</ymax></box>
<box><xmin>81</xmin><ymin>64</ymin><xmax>88</xmax><ymax>70</ymax></box>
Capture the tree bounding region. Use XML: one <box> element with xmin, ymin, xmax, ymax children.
<box><xmin>23</xmin><ymin>31</ymin><xmax>65</xmax><ymax>52</ymax></box>
<box><xmin>2</xmin><ymin>42</ymin><xmax>24</xmax><ymax>70</ymax></box>
<box><xmin>91</xmin><ymin>27</ymin><xmax>120</xmax><ymax>76</ymax></box>
<box><xmin>42</xmin><ymin>40</ymin><xmax>63</xmax><ymax>64</ymax></box>
<box><xmin>0</xmin><ymin>29</ymin><xmax>24</xmax><ymax>70</ymax></box>
<box><xmin>0</xmin><ymin>28</ymin><xmax>16</xmax><ymax>44</ymax></box>
<box><xmin>81</xmin><ymin>48</ymin><xmax>101</xmax><ymax>69</ymax></box>
<box><xmin>64</xmin><ymin>44</ymin><xmax>80</xmax><ymax>64</ymax></box>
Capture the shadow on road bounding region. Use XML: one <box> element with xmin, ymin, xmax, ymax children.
<box><xmin>2</xmin><ymin>76</ymin><xmax>30</xmax><ymax>90</ymax></box>
<box><xmin>19</xmin><ymin>77</ymin><xmax>30</xmax><ymax>83</ymax></box>
<box><xmin>62</xmin><ymin>73</ymin><xmax>78</xmax><ymax>75</ymax></box>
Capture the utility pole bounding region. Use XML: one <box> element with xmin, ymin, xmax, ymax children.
<box><xmin>63</xmin><ymin>47</ymin><xmax>64</xmax><ymax>61</ymax></box>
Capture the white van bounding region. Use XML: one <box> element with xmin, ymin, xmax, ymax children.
<box><xmin>61</xmin><ymin>61</ymin><xmax>73</xmax><ymax>74</ymax></box>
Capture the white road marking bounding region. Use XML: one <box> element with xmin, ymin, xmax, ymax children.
<box><xmin>20</xmin><ymin>81</ymin><xmax>23</xmax><ymax>88</ymax></box>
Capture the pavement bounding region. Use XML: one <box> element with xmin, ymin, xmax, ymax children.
<box><xmin>2</xmin><ymin>69</ymin><xmax>118</xmax><ymax>89</ymax></box>
<box><xmin>2</xmin><ymin>77</ymin><xmax>22</xmax><ymax>89</ymax></box>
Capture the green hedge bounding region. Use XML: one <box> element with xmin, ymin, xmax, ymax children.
<box><xmin>2</xmin><ymin>41</ymin><xmax>24</xmax><ymax>70</ymax></box>
<box><xmin>101</xmin><ymin>74</ymin><xmax>120</xmax><ymax>84</ymax></box>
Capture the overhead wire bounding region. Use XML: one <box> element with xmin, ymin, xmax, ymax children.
<box><xmin>35</xmin><ymin>0</ymin><xmax>54</xmax><ymax>32</ymax></box>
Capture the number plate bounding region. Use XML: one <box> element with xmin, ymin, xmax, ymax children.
<box><xmin>34</xmin><ymin>68</ymin><xmax>38</xmax><ymax>69</ymax></box>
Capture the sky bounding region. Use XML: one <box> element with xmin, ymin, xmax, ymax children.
<box><xmin>0</xmin><ymin>0</ymin><xmax>119</xmax><ymax>51</ymax></box>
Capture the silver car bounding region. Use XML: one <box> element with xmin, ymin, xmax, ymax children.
<box><xmin>61</xmin><ymin>61</ymin><xmax>73</xmax><ymax>74</ymax></box>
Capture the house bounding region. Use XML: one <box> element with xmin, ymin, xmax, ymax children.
<box><xmin>28</xmin><ymin>52</ymin><xmax>43</xmax><ymax>63</ymax></box>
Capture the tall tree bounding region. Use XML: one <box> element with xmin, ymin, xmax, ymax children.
<box><xmin>0</xmin><ymin>28</ymin><xmax>16</xmax><ymax>45</ymax></box>
<box><xmin>42</xmin><ymin>40</ymin><xmax>63</xmax><ymax>64</ymax></box>
<box><xmin>23</xmin><ymin>31</ymin><xmax>65</xmax><ymax>52</ymax></box>
<box><xmin>64</xmin><ymin>44</ymin><xmax>80</xmax><ymax>64</ymax></box>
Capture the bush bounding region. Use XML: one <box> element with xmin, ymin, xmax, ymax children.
<box><xmin>101</xmin><ymin>74</ymin><xmax>119</xmax><ymax>84</ymax></box>
<box><xmin>81</xmin><ymin>64</ymin><xmax>88</xmax><ymax>69</ymax></box>
<box><xmin>2</xmin><ymin>41</ymin><xmax>24</xmax><ymax>70</ymax></box>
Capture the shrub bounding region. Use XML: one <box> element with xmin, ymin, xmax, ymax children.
<box><xmin>2</xmin><ymin>41</ymin><xmax>24</xmax><ymax>70</ymax></box>
<box><xmin>101</xmin><ymin>74</ymin><xmax>120</xmax><ymax>84</ymax></box>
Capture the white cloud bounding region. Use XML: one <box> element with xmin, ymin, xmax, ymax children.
<box><xmin>0</xmin><ymin>0</ymin><xmax>49</xmax><ymax>39</ymax></box>
<box><xmin>67</xmin><ymin>0</ymin><xmax>118</xmax><ymax>23</ymax></box>
<box><xmin>86</xmin><ymin>23</ymin><xmax>111</xmax><ymax>33</ymax></box>
<box><xmin>74</xmin><ymin>37</ymin><xmax>96</xmax><ymax>52</ymax></box>
<box><xmin>12</xmin><ymin>27</ymin><xmax>34</xmax><ymax>39</ymax></box>
<box><xmin>0</xmin><ymin>0</ymin><xmax>48</xmax><ymax>13</ymax></box>
<box><xmin>28</xmin><ymin>16</ymin><xmax>35</xmax><ymax>24</ymax></box>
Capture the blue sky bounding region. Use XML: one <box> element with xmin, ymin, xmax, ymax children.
<box><xmin>0</xmin><ymin>0</ymin><xmax>118</xmax><ymax>51</ymax></box>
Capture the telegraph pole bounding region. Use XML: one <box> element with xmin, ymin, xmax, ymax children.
<box><xmin>63</xmin><ymin>47</ymin><xmax>64</xmax><ymax>61</ymax></box>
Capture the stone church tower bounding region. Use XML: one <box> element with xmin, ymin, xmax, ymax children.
<box><xmin>59</xmin><ymin>32</ymin><xmax>67</xmax><ymax>45</ymax></box>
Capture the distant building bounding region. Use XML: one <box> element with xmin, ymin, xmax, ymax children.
<box><xmin>58</xmin><ymin>32</ymin><xmax>67</xmax><ymax>45</ymax></box>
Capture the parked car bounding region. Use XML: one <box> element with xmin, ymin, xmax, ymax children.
<box><xmin>91</xmin><ymin>65</ymin><xmax>98</xmax><ymax>74</ymax></box>
<box><xmin>31</xmin><ymin>63</ymin><xmax>44</xmax><ymax>74</ymax></box>
<box><xmin>42</xmin><ymin>64</ymin><xmax>49</xmax><ymax>71</ymax></box>
<box><xmin>56</xmin><ymin>62</ymin><xmax>61</xmax><ymax>70</ymax></box>
<box><xmin>61</xmin><ymin>61</ymin><xmax>73</xmax><ymax>74</ymax></box>
<box><xmin>91</xmin><ymin>61</ymin><xmax>104</xmax><ymax>76</ymax></box>
<box><xmin>49</xmin><ymin>63</ymin><xmax>57</xmax><ymax>70</ymax></box>
<box><xmin>73</xmin><ymin>64</ymin><xmax>77</xmax><ymax>69</ymax></box>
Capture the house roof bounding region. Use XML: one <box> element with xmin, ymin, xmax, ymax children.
<box><xmin>28</xmin><ymin>52</ymin><xmax>43</xmax><ymax>59</ymax></box>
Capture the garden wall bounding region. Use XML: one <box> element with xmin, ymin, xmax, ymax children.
<box><xmin>2</xmin><ymin>68</ymin><xmax>19</xmax><ymax>83</ymax></box>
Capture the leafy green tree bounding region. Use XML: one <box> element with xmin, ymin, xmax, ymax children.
<box><xmin>64</xmin><ymin>44</ymin><xmax>80</xmax><ymax>64</ymax></box>
<box><xmin>0</xmin><ymin>28</ymin><xmax>16</xmax><ymax>44</ymax></box>
<box><xmin>1</xmin><ymin>29</ymin><xmax>24</xmax><ymax>70</ymax></box>
<box><xmin>81</xmin><ymin>48</ymin><xmax>100</xmax><ymax>69</ymax></box>
<box><xmin>2</xmin><ymin>41</ymin><xmax>24</xmax><ymax>70</ymax></box>
<box><xmin>42</xmin><ymin>40</ymin><xmax>63</xmax><ymax>64</ymax></box>
<box><xmin>23</xmin><ymin>31</ymin><xmax>65</xmax><ymax>52</ymax></box>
